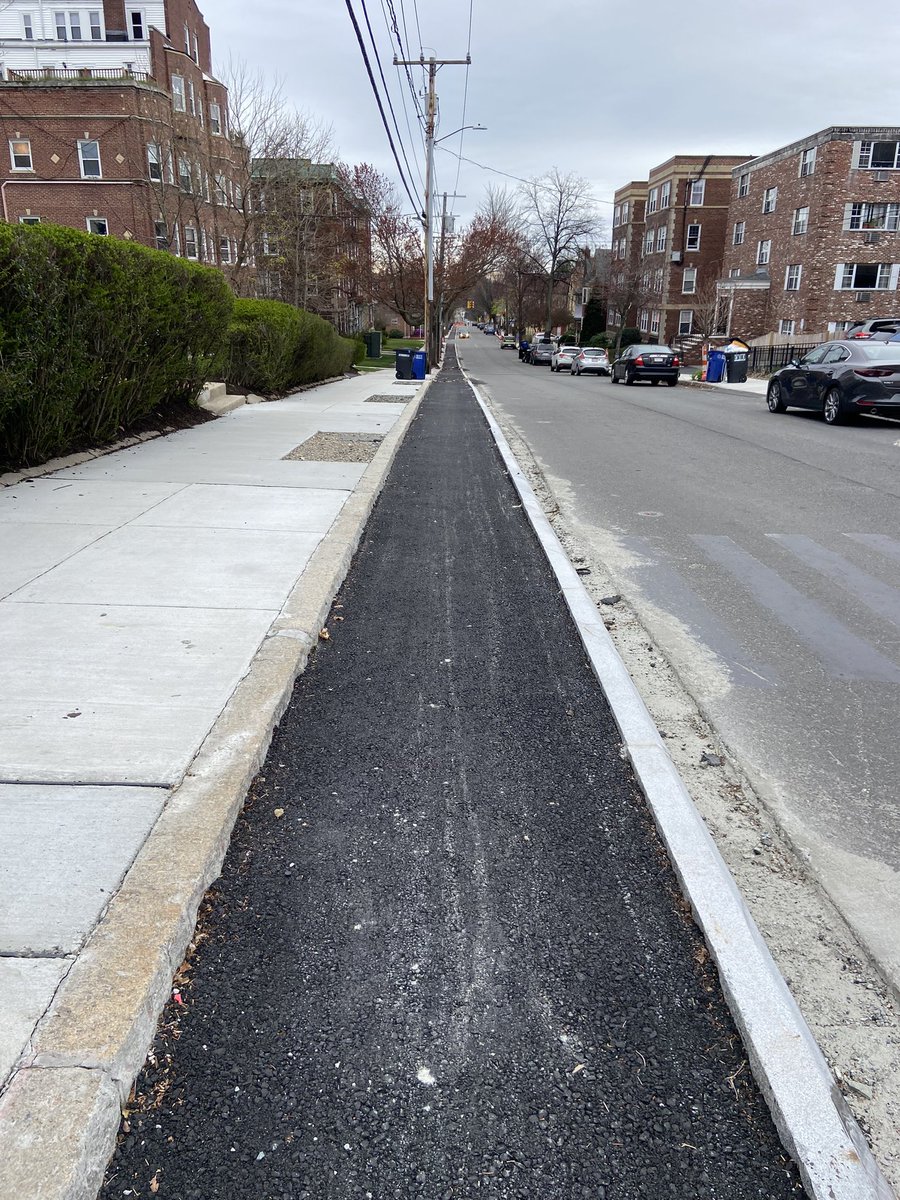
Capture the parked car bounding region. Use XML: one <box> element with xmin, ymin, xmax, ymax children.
<box><xmin>528</xmin><ymin>336</ymin><xmax>554</xmax><ymax>366</ymax></box>
<box><xmin>551</xmin><ymin>345</ymin><xmax>581</xmax><ymax>372</ymax></box>
<box><xmin>571</xmin><ymin>348</ymin><xmax>610</xmax><ymax>376</ymax></box>
<box><xmin>765</xmin><ymin>340</ymin><xmax>900</xmax><ymax>424</ymax></box>
<box><xmin>610</xmin><ymin>344</ymin><xmax>680</xmax><ymax>386</ymax></box>
<box><xmin>844</xmin><ymin>318</ymin><xmax>900</xmax><ymax>342</ymax></box>
<box><xmin>500</xmin><ymin>336</ymin><xmax>517</xmax><ymax>350</ymax></box>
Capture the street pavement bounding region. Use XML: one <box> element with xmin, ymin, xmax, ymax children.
<box><xmin>97</xmin><ymin>349</ymin><xmax>804</xmax><ymax>1200</ymax></box>
<box><xmin>0</xmin><ymin>373</ymin><xmax>419</xmax><ymax>1100</ymax></box>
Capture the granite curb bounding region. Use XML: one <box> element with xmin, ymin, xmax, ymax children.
<box><xmin>460</xmin><ymin>364</ymin><xmax>895</xmax><ymax>1200</ymax></box>
<box><xmin>0</xmin><ymin>376</ymin><xmax>430</xmax><ymax>1200</ymax></box>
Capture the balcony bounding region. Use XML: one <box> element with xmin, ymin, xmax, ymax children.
<box><xmin>2</xmin><ymin>67</ymin><xmax>152</xmax><ymax>84</ymax></box>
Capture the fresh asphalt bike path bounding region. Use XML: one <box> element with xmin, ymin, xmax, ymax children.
<box><xmin>100</xmin><ymin>350</ymin><xmax>801</xmax><ymax>1199</ymax></box>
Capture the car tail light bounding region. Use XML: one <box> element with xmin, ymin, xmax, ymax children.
<box><xmin>634</xmin><ymin>355</ymin><xmax>644</xmax><ymax>366</ymax></box>
<box><xmin>854</xmin><ymin>367</ymin><xmax>897</xmax><ymax>377</ymax></box>
<box><xmin>672</xmin><ymin>356</ymin><xmax>680</xmax><ymax>367</ymax></box>
<box><xmin>851</xmin><ymin>332</ymin><xmax>872</xmax><ymax>338</ymax></box>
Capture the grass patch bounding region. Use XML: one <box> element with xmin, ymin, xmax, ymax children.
<box><xmin>358</xmin><ymin>337</ymin><xmax>425</xmax><ymax>372</ymax></box>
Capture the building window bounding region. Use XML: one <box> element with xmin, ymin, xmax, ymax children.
<box><xmin>654</xmin><ymin>267</ymin><xmax>663</xmax><ymax>293</ymax></box>
<box><xmin>613</xmin><ymin>204</ymin><xmax>621</xmax><ymax>227</ymax></box>
<box><xmin>22</xmin><ymin>12</ymin><xmax>34</xmax><ymax>38</ymax></box>
<box><xmin>183</xmin><ymin>21</ymin><xmax>190</xmax><ymax>52</ymax></box>
<box><xmin>762</xmin><ymin>186</ymin><xmax>777</xmax><ymax>214</ymax></box>
<box><xmin>187</xmin><ymin>78</ymin><xmax>196</xmax><ymax>116</ymax></box>
<box><xmin>147</xmin><ymin>142</ymin><xmax>162</xmax><ymax>181</ymax></box>
<box><xmin>779</xmin><ymin>319</ymin><xmax>795</xmax><ymax>335</ymax></box>
<box><xmin>647</xmin><ymin>186</ymin><xmax>658</xmax><ymax>214</ymax></box>
<box><xmin>678</xmin><ymin>310</ymin><xmax>694</xmax><ymax>335</ymax></box>
<box><xmin>682</xmin><ymin>267</ymin><xmax>697</xmax><ymax>294</ymax></box>
<box><xmin>86</xmin><ymin>217</ymin><xmax>108</xmax><ymax>235</ymax></box>
<box><xmin>756</xmin><ymin>239</ymin><xmax>771</xmax><ymax>265</ymax></box>
<box><xmin>856</xmin><ymin>140</ymin><xmax>900</xmax><ymax>170</ymax></box>
<box><xmin>209</xmin><ymin>102</ymin><xmax>221</xmax><ymax>135</ymax></box>
<box><xmin>622</xmin><ymin>201</ymin><xmax>629</xmax><ymax>224</ymax></box>
<box><xmin>650</xmin><ymin>310</ymin><xmax>660</xmax><ymax>335</ymax></box>
<box><xmin>728</xmin><ymin>268</ymin><xmax>741</xmax><ymax>278</ymax></box>
<box><xmin>153</xmin><ymin>220</ymin><xmax>169</xmax><ymax>250</ymax></box>
<box><xmin>660</xmin><ymin>181</ymin><xmax>671</xmax><ymax>208</ymax></box>
<box><xmin>656</xmin><ymin>224</ymin><xmax>666</xmax><ymax>252</ymax></box>
<box><xmin>219</xmin><ymin>236</ymin><xmax>232</xmax><ymax>264</ymax></box>
<box><xmin>835</xmin><ymin>262</ymin><xmax>896</xmax><ymax>290</ymax></box>
<box><xmin>68</xmin><ymin>11</ymin><xmax>82</xmax><ymax>38</ymax></box>
<box><xmin>19</xmin><ymin>215</ymin><xmax>41</xmax><ymax>224</ymax></box>
<box><xmin>192</xmin><ymin>31</ymin><xmax>199</xmax><ymax>62</ymax></box>
<box><xmin>184</xmin><ymin>226</ymin><xmax>198</xmax><ymax>260</ymax></box>
<box><xmin>737</xmin><ymin>172</ymin><xmax>749</xmax><ymax>198</ymax></box>
<box><xmin>689</xmin><ymin>178</ymin><xmax>706</xmax><ymax>206</ymax></box>
<box><xmin>799</xmin><ymin>147</ymin><xmax>816</xmax><ymax>176</ymax></box>
<box><xmin>178</xmin><ymin>157</ymin><xmax>191</xmax><ymax>191</ymax></box>
<box><xmin>644</xmin><ymin>229</ymin><xmax>653</xmax><ymax>255</ymax></box>
<box><xmin>640</xmin><ymin>309</ymin><xmax>649</xmax><ymax>333</ymax></box>
<box><xmin>732</xmin><ymin>220</ymin><xmax>745</xmax><ymax>245</ymax></box>
<box><xmin>77</xmin><ymin>139</ymin><xmax>101</xmax><ymax>178</ymax></box>
<box><xmin>215</xmin><ymin>173</ymin><xmax>227</xmax><ymax>204</ymax></box>
<box><xmin>784</xmin><ymin>264</ymin><xmax>802</xmax><ymax>291</ymax></box>
<box><xmin>9</xmin><ymin>139</ymin><xmax>32</xmax><ymax>170</ymax></box>
<box><xmin>54</xmin><ymin>10</ymin><xmax>67</xmax><ymax>38</ymax></box>
<box><xmin>844</xmin><ymin>202</ymin><xmax>900</xmax><ymax>232</ymax></box>
<box><xmin>171</xmin><ymin>74</ymin><xmax>185</xmax><ymax>111</ymax></box>
<box><xmin>686</xmin><ymin>223</ymin><xmax>701</xmax><ymax>251</ymax></box>
<box><xmin>792</xmin><ymin>206</ymin><xmax>809</xmax><ymax>235</ymax></box>
<box><xmin>89</xmin><ymin>10</ymin><xmax>102</xmax><ymax>38</ymax></box>
<box><xmin>129</xmin><ymin>9</ymin><xmax>145</xmax><ymax>38</ymax></box>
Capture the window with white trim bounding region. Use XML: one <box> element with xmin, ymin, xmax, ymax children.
<box><xmin>9</xmin><ymin>139</ymin><xmax>32</xmax><ymax>170</ymax></box>
<box><xmin>784</xmin><ymin>264</ymin><xmax>802</xmax><ymax>291</ymax></box>
<box><xmin>660</xmin><ymin>181</ymin><xmax>671</xmax><ymax>208</ymax></box>
<box><xmin>215</xmin><ymin>173</ymin><xmax>227</xmax><ymax>205</ymax></box>
<box><xmin>183</xmin><ymin>21</ymin><xmax>190</xmax><ymax>52</ymax></box>
<box><xmin>89</xmin><ymin>10</ymin><xmax>101</xmax><ymax>38</ymax></box>
<box><xmin>77</xmin><ymin>139</ymin><xmax>101</xmax><ymax>178</ymax></box>
<box><xmin>153</xmin><ymin>220</ymin><xmax>168</xmax><ymax>250</ymax></box>
<box><xmin>650</xmin><ymin>310</ymin><xmax>660</xmax><ymax>335</ymax></box>
<box><xmin>187</xmin><ymin>78</ymin><xmax>196</xmax><ymax>116</ymax></box>
<box><xmin>184</xmin><ymin>226</ymin><xmax>198</xmax><ymax>260</ymax></box>
<box><xmin>129</xmin><ymin>9</ymin><xmax>145</xmax><ymax>38</ymax></box>
<box><xmin>792</xmin><ymin>206</ymin><xmax>809</xmax><ymax>235</ymax></box>
<box><xmin>656</xmin><ymin>224</ymin><xmax>666</xmax><ymax>252</ymax></box>
<box><xmin>835</xmin><ymin>262</ymin><xmax>896</xmax><ymax>290</ymax></box>
<box><xmin>737</xmin><ymin>171</ymin><xmax>749</xmax><ymax>198</ymax></box>
<box><xmin>799</xmin><ymin>147</ymin><xmax>816</xmax><ymax>176</ymax></box>
<box><xmin>147</xmin><ymin>142</ymin><xmax>162</xmax><ymax>181</ymax></box>
<box><xmin>640</xmin><ymin>309</ymin><xmax>649</xmax><ymax>332</ymax></box>
<box><xmin>613</xmin><ymin>204</ymin><xmax>621</xmax><ymax>227</ymax></box>
<box><xmin>647</xmin><ymin>186</ymin><xmax>658</xmax><ymax>214</ymax></box>
<box><xmin>728</xmin><ymin>268</ymin><xmax>741</xmax><ymax>278</ymax></box>
<box><xmin>855</xmin><ymin>140</ymin><xmax>900</xmax><ymax>169</ymax></box>
<box><xmin>762</xmin><ymin>186</ymin><xmax>777</xmax><ymax>214</ymax></box>
<box><xmin>654</xmin><ymin>267</ymin><xmax>663</xmax><ymax>293</ymax></box>
<box><xmin>682</xmin><ymin>267</ymin><xmax>697</xmax><ymax>294</ymax></box>
<box><xmin>644</xmin><ymin>229</ymin><xmax>653</xmax><ymax>255</ymax></box>
<box><xmin>219</xmin><ymin>236</ymin><xmax>232</xmax><ymax>264</ymax></box>
<box><xmin>621</xmin><ymin>201</ymin><xmax>629</xmax><ymax>223</ymax></box>
<box><xmin>68</xmin><ymin>11</ymin><xmax>82</xmax><ymax>39</ymax></box>
<box><xmin>732</xmin><ymin>220</ymin><xmax>744</xmax><ymax>245</ymax></box>
<box><xmin>178</xmin><ymin>156</ymin><xmax>191</xmax><ymax>192</ymax></box>
<box><xmin>54</xmin><ymin>11</ymin><xmax>66</xmax><ymax>38</ymax></box>
<box><xmin>686</xmin><ymin>223</ymin><xmax>701</xmax><ymax>251</ymax></box>
<box><xmin>171</xmin><ymin>74</ymin><xmax>186</xmax><ymax>112</ymax></box>
<box><xmin>19</xmin><ymin>215</ymin><xmax>41</xmax><ymax>224</ymax></box>
<box><xmin>844</xmin><ymin>202</ymin><xmax>900</xmax><ymax>231</ymax></box>
<box><xmin>209</xmin><ymin>102</ymin><xmax>222</xmax><ymax>135</ymax></box>
<box><xmin>192</xmin><ymin>31</ymin><xmax>199</xmax><ymax>62</ymax></box>
<box><xmin>678</xmin><ymin>310</ymin><xmax>693</xmax><ymax>335</ymax></box>
<box><xmin>22</xmin><ymin>12</ymin><xmax>34</xmax><ymax>38</ymax></box>
<box><xmin>86</xmin><ymin>217</ymin><xmax>108</xmax><ymax>235</ymax></box>
<box><xmin>689</xmin><ymin>178</ymin><xmax>705</xmax><ymax>206</ymax></box>
<box><xmin>756</xmin><ymin>239</ymin><xmax>771</xmax><ymax>265</ymax></box>
<box><xmin>779</xmin><ymin>318</ymin><xmax>795</xmax><ymax>335</ymax></box>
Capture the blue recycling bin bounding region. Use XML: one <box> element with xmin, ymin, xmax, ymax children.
<box><xmin>706</xmin><ymin>349</ymin><xmax>726</xmax><ymax>383</ymax></box>
<box><xmin>412</xmin><ymin>349</ymin><xmax>427</xmax><ymax>380</ymax></box>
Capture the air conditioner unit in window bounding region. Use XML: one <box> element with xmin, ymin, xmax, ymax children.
<box><xmin>874</xmin><ymin>170</ymin><xmax>890</xmax><ymax>182</ymax></box>
<box><xmin>670</xmin><ymin>251</ymin><xmax>682</xmax><ymax>263</ymax></box>
<box><xmin>855</xmin><ymin>291</ymin><xmax>872</xmax><ymax>302</ymax></box>
<box><xmin>863</xmin><ymin>231</ymin><xmax>880</xmax><ymax>243</ymax></box>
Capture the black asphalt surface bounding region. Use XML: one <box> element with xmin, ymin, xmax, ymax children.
<box><xmin>101</xmin><ymin>349</ymin><xmax>802</xmax><ymax>1199</ymax></box>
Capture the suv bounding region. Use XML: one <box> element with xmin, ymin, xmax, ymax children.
<box><xmin>528</xmin><ymin>335</ymin><xmax>554</xmax><ymax>365</ymax></box>
<box><xmin>845</xmin><ymin>318</ymin><xmax>900</xmax><ymax>342</ymax></box>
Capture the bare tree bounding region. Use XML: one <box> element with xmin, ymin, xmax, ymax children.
<box><xmin>597</xmin><ymin>257</ymin><xmax>652</xmax><ymax>354</ymax></box>
<box><xmin>688</xmin><ymin>276</ymin><xmax>728</xmax><ymax>341</ymax></box>
<box><xmin>518</xmin><ymin>170</ymin><xmax>603</xmax><ymax>333</ymax></box>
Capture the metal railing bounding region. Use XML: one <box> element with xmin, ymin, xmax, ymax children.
<box><xmin>3</xmin><ymin>67</ymin><xmax>151</xmax><ymax>83</ymax></box>
<box><xmin>748</xmin><ymin>342</ymin><xmax>821</xmax><ymax>375</ymax></box>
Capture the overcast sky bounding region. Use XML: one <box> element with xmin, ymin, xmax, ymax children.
<box><xmin>210</xmin><ymin>0</ymin><xmax>897</xmax><ymax>236</ymax></box>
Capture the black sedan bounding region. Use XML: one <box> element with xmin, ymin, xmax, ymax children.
<box><xmin>766</xmin><ymin>340</ymin><xmax>900</xmax><ymax>424</ymax></box>
<box><xmin>610</xmin><ymin>344</ymin><xmax>680</xmax><ymax>386</ymax></box>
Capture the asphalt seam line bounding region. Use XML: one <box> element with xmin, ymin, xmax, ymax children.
<box><xmin>0</xmin><ymin>377</ymin><xmax>431</xmax><ymax>1200</ymax></box>
<box><xmin>460</xmin><ymin>363</ymin><xmax>896</xmax><ymax>1200</ymax></box>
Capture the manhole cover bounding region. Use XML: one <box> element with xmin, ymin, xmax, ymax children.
<box><xmin>283</xmin><ymin>431</ymin><xmax>384</xmax><ymax>463</ymax></box>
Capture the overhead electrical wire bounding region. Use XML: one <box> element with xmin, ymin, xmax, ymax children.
<box><xmin>344</xmin><ymin>0</ymin><xmax>423</xmax><ymax>218</ymax></box>
<box><xmin>378</xmin><ymin>0</ymin><xmax>425</xmax><ymax>192</ymax></box>
<box><xmin>436</xmin><ymin>143</ymin><xmax>617</xmax><ymax>205</ymax></box>
<box><xmin>450</xmin><ymin>0</ymin><xmax>474</xmax><ymax>204</ymax></box>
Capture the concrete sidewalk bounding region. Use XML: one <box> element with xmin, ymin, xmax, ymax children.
<box><xmin>0</xmin><ymin>370</ymin><xmax>425</xmax><ymax>1193</ymax></box>
<box><xmin>681</xmin><ymin>372</ymin><xmax>770</xmax><ymax>395</ymax></box>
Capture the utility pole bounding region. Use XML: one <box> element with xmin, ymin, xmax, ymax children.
<box><xmin>437</xmin><ymin>191</ymin><xmax>464</xmax><ymax>354</ymax></box>
<box><xmin>394</xmin><ymin>53</ymin><xmax>470</xmax><ymax>371</ymax></box>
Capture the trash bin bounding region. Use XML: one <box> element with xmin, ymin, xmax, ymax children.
<box><xmin>411</xmin><ymin>349</ymin><xmax>427</xmax><ymax>380</ymax></box>
<box><xmin>706</xmin><ymin>349</ymin><xmax>726</xmax><ymax>383</ymax></box>
<box><xmin>724</xmin><ymin>350</ymin><xmax>748</xmax><ymax>384</ymax></box>
<box><xmin>395</xmin><ymin>348</ymin><xmax>413</xmax><ymax>379</ymax></box>
<box><xmin>364</xmin><ymin>331</ymin><xmax>382</xmax><ymax>359</ymax></box>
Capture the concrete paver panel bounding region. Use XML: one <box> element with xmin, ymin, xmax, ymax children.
<box><xmin>0</xmin><ymin>480</ymin><xmax>183</xmax><ymax>525</ymax></box>
<box><xmin>10</xmin><ymin>526</ymin><xmax>325</xmax><ymax>609</ymax></box>
<box><xmin>56</xmin><ymin>457</ymin><xmax>368</xmax><ymax>490</ymax></box>
<box><xmin>0</xmin><ymin>786</ymin><xmax>167</xmax><ymax>954</ymax></box>
<box><xmin>0</xmin><ymin>959</ymin><xmax>69</xmax><ymax>1081</ymax></box>
<box><xmin>129</xmin><ymin>483</ymin><xmax>348</xmax><ymax>532</ymax></box>
<box><xmin>0</xmin><ymin>524</ymin><xmax>109</xmax><ymax>599</ymax></box>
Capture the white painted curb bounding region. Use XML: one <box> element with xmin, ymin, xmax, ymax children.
<box><xmin>462</xmin><ymin>366</ymin><xmax>895</xmax><ymax>1200</ymax></box>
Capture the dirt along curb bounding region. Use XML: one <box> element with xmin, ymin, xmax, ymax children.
<box><xmin>0</xmin><ymin>376</ymin><xmax>431</xmax><ymax>1200</ymax></box>
<box><xmin>459</xmin><ymin>363</ymin><xmax>895</xmax><ymax>1200</ymax></box>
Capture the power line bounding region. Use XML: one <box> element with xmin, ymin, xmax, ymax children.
<box><xmin>359</xmin><ymin>0</ymin><xmax>422</xmax><ymax>207</ymax></box>
<box><xmin>344</xmin><ymin>0</ymin><xmax>423</xmax><ymax>218</ymax></box>
<box><xmin>451</xmin><ymin>0</ymin><xmax>474</xmax><ymax>204</ymax></box>
<box><xmin>378</xmin><ymin>0</ymin><xmax>425</xmax><ymax>193</ymax></box>
<box><xmin>436</xmin><ymin>143</ymin><xmax>617</xmax><ymax>205</ymax></box>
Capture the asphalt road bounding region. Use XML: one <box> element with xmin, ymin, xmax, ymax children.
<box><xmin>458</xmin><ymin>333</ymin><xmax>900</xmax><ymax>998</ymax></box>
<box><xmin>101</xmin><ymin>350</ymin><xmax>801</xmax><ymax>1199</ymax></box>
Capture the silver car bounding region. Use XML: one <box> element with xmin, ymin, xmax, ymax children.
<box><xmin>551</xmin><ymin>345</ymin><xmax>581</xmax><ymax>372</ymax></box>
<box><xmin>571</xmin><ymin>347</ymin><xmax>611</xmax><ymax>376</ymax></box>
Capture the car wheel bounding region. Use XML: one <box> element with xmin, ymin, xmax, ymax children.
<box><xmin>766</xmin><ymin>380</ymin><xmax>786</xmax><ymax>413</ymax></box>
<box><xmin>667</xmin><ymin>379</ymin><xmax>677</xmax><ymax>387</ymax></box>
<box><xmin>625</xmin><ymin>370</ymin><xmax>635</xmax><ymax>386</ymax></box>
<box><xmin>823</xmin><ymin>387</ymin><xmax>847</xmax><ymax>425</ymax></box>
<box><xmin>610</xmin><ymin>371</ymin><xmax>617</xmax><ymax>384</ymax></box>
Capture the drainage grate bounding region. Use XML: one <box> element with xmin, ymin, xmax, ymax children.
<box><xmin>282</xmin><ymin>431</ymin><xmax>384</xmax><ymax>463</ymax></box>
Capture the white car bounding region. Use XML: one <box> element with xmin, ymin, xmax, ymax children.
<box><xmin>551</xmin><ymin>345</ymin><xmax>581</xmax><ymax>372</ymax></box>
<box><xmin>571</xmin><ymin>347</ymin><xmax>611</xmax><ymax>376</ymax></box>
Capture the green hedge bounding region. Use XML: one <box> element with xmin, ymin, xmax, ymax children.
<box><xmin>0</xmin><ymin>223</ymin><xmax>232</xmax><ymax>468</ymax></box>
<box><xmin>224</xmin><ymin>298</ymin><xmax>357</xmax><ymax>396</ymax></box>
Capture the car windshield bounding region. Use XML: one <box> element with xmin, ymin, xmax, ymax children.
<box><xmin>559</xmin><ymin>346</ymin><xmax>577</xmax><ymax>354</ymax></box>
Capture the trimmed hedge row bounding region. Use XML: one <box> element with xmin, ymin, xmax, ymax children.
<box><xmin>223</xmin><ymin>298</ymin><xmax>358</xmax><ymax>396</ymax></box>
<box><xmin>0</xmin><ymin>223</ymin><xmax>232</xmax><ymax>467</ymax></box>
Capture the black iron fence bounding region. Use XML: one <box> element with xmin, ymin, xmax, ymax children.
<box><xmin>748</xmin><ymin>341</ymin><xmax>822</xmax><ymax>376</ymax></box>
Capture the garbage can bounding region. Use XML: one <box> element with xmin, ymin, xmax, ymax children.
<box><xmin>411</xmin><ymin>349</ymin><xmax>427</xmax><ymax>380</ymax></box>
<box><xmin>706</xmin><ymin>349</ymin><xmax>726</xmax><ymax>383</ymax></box>
<box><xmin>364</xmin><ymin>331</ymin><xmax>382</xmax><ymax>359</ymax></box>
<box><xmin>395</xmin><ymin>348</ymin><xmax>413</xmax><ymax>379</ymax></box>
<box><xmin>724</xmin><ymin>350</ymin><xmax>748</xmax><ymax>384</ymax></box>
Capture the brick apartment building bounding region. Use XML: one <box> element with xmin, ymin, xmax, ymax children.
<box><xmin>608</xmin><ymin>181</ymin><xmax>646</xmax><ymax>330</ymax></box>
<box><xmin>718</xmin><ymin>126</ymin><xmax>900</xmax><ymax>340</ymax></box>
<box><xmin>0</xmin><ymin>0</ymin><xmax>249</xmax><ymax>283</ymax></box>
